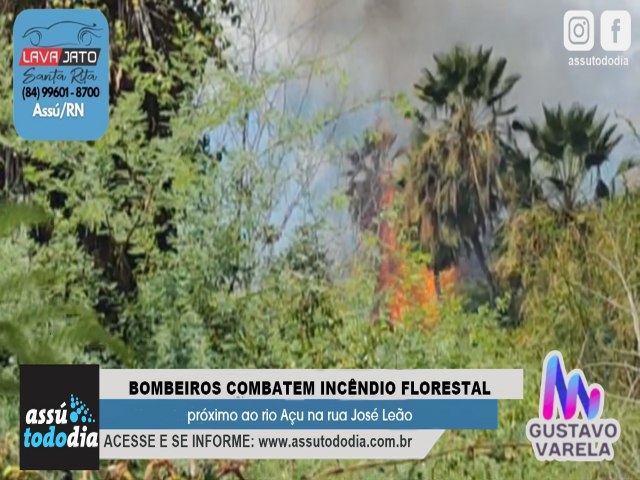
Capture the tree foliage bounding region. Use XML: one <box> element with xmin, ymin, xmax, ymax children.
<box><xmin>513</xmin><ymin>104</ymin><xmax>622</xmax><ymax>211</ymax></box>
<box><xmin>0</xmin><ymin>202</ymin><xmax>129</xmax><ymax>396</ymax></box>
<box><xmin>401</xmin><ymin>46</ymin><xmax>520</xmax><ymax>295</ymax></box>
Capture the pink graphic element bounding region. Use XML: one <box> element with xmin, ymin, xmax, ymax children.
<box><xmin>540</xmin><ymin>351</ymin><xmax>603</xmax><ymax>420</ymax></box>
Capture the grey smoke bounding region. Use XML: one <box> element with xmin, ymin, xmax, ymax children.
<box><xmin>267</xmin><ymin>0</ymin><xmax>640</xmax><ymax>141</ymax></box>
<box><xmin>227</xmin><ymin>1</ymin><xmax>640</xmax><ymax>256</ymax></box>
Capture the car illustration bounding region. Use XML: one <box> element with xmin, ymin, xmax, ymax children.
<box><xmin>22</xmin><ymin>21</ymin><xmax>102</xmax><ymax>47</ymax></box>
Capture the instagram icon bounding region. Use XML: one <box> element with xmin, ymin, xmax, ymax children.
<box><xmin>564</xmin><ymin>10</ymin><xmax>595</xmax><ymax>51</ymax></box>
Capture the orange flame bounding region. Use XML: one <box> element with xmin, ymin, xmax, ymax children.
<box><xmin>376</xmin><ymin>172</ymin><xmax>457</xmax><ymax>326</ymax></box>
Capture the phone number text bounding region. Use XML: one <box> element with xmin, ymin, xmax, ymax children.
<box><xmin>22</xmin><ymin>86</ymin><xmax>100</xmax><ymax>101</ymax></box>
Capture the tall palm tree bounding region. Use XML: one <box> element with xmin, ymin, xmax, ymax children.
<box><xmin>512</xmin><ymin>104</ymin><xmax>622</xmax><ymax>212</ymax></box>
<box><xmin>496</xmin><ymin>106</ymin><xmax>622</xmax><ymax>326</ymax></box>
<box><xmin>401</xmin><ymin>45</ymin><xmax>520</xmax><ymax>298</ymax></box>
<box><xmin>344</xmin><ymin>122</ymin><xmax>407</xmax><ymax>319</ymax></box>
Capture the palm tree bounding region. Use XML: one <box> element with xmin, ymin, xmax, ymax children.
<box><xmin>512</xmin><ymin>104</ymin><xmax>622</xmax><ymax>212</ymax></box>
<box><xmin>344</xmin><ymin>122</ymin><xmax>408</xmax><ymax>321</ymax></box>
<box><xmin>494</xmin><ymin>106</ymin><xmax>622</xmax><ymax>326</ymax></box>
<box><xmin>401</xmin><ymin>45</ymin><xmax>520</xmax><ymax>298</ymax></box>
<box><xmin>345</xmin><ymin>125</ymin><xmax>405</xmax><ymax>233</ymax></box>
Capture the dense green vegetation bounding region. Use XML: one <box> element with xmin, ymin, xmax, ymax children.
<box><xmin>1</xmin><ymin>2</ymin><xmax>640</xmax><ymax>479</ymax></box>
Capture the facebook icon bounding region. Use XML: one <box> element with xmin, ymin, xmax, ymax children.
<box><xmin>601</xmin><ymin>11</ymin><xmax>631</xmax><ymax>51</ymax></box>
<box><xmin>611</xmin><ymin>18</ymin><xmax>621</xmax><ymax>43</ymax></box>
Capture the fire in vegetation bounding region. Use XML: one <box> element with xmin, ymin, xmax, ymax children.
<box><xmin>345</xmin><ymin>120</ymin><xmax>458</xmax><ymax>326</ymax></box>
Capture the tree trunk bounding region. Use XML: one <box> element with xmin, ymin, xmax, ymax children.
<box><xmin>434</xmin><ymin>269</ymin><xmax>442</xmax><ymax>300</ymax></box>
<box><xmin>471</xmin><ymin>235</ymin><xmax>496</xmax><ymax>302</ymax></box>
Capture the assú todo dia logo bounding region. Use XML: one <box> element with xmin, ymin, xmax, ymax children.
<box><xmin>23</xmin><ymin>393</ymin><xmax>98</xmax><ymax>448</ymax></box>
<box><xmin>20</xmin><ymin>365</ymin><xmax>99</xmax><ymax>470</ymax></box>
